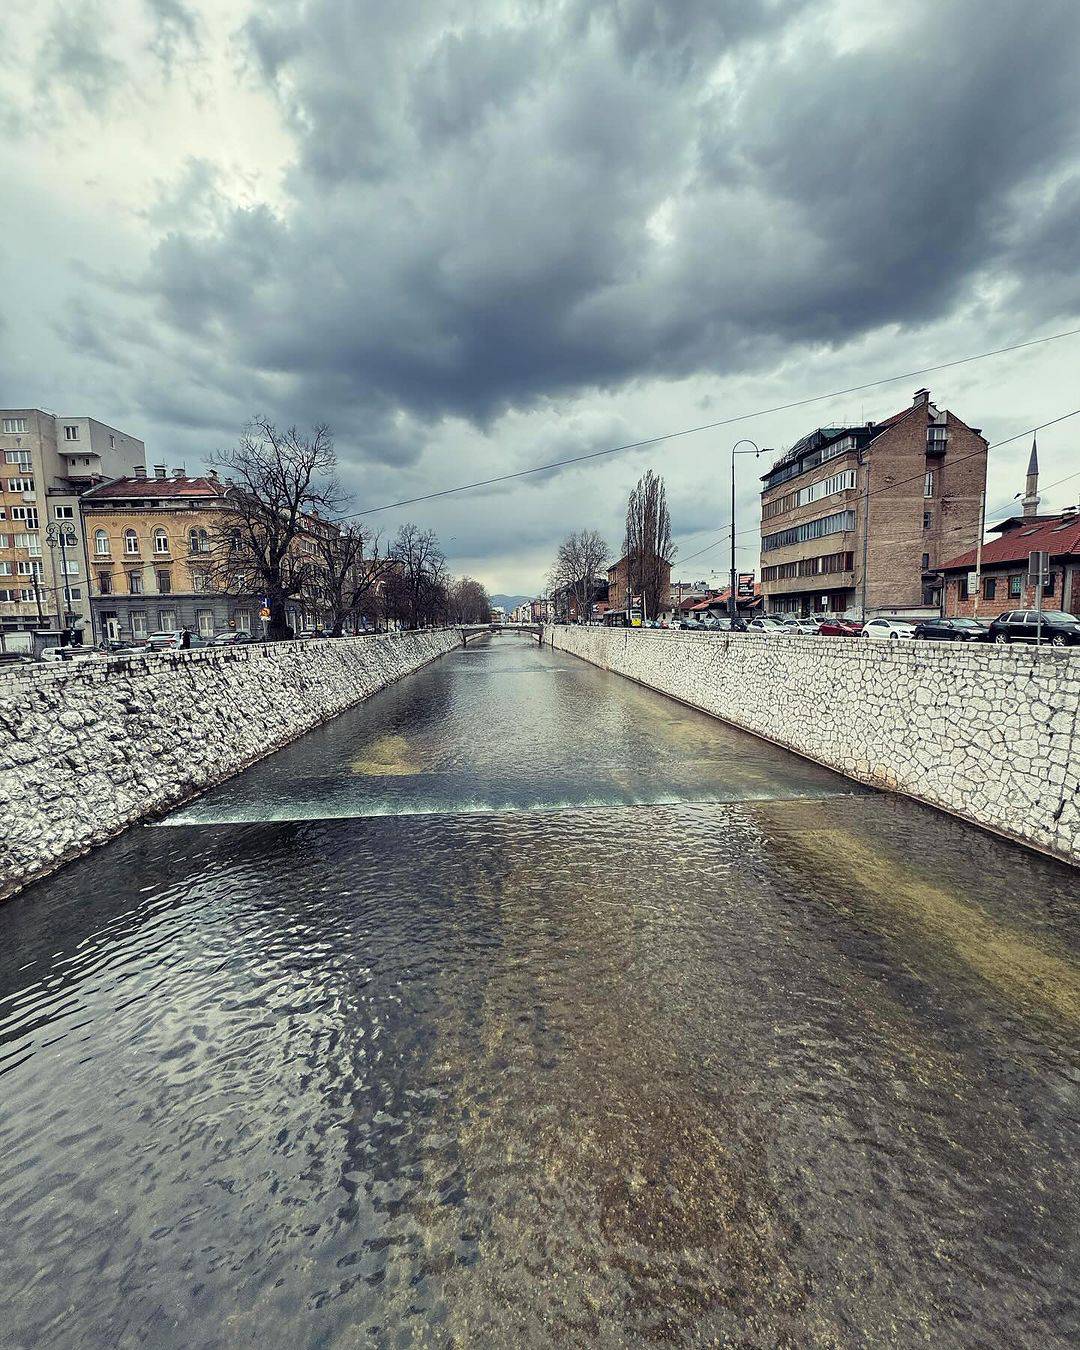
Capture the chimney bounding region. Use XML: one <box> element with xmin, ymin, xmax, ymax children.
<box><xmin>171</xmin><ymin>468</ymin><xmax>185</xmax><ymax>479</ymax></box>
<box><xmin>1022</xmin><ymin>436</ymin><xmax>1040</xmax><ymax>519</ymax></box>
<box><xmin>913</xmin><ymin>388</ymin><xmax>930</xmax><ymax>406</ymax></box>
<box><xmin>154</xmin><ymin>464</ymin><xmax>167</xmax><ymax>480</ymax></box>
<box><xmin>133</xmin><ymin>464</ymin><xmax>147</xmax><ymax>480</ymax></box>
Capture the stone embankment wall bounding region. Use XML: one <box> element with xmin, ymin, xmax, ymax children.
<box><xmin>0</xmin><ymin>630</ymin><xmax>462</xmax><ymax>899</ymax></box>
<box><xmin>546</xmin><ymin>626</ymin><xmax>1080</xmax><ymax>866</ymax></box>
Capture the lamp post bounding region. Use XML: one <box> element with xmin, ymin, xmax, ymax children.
<box><xmin>45</xmin><ymin>521</ymin><xmax>78</xmax><ymax>641</ymax></box>
<box><xmin>730</xmin><ymin>440</ymin><xmax>760</xmax><ymax>622</ymax></box>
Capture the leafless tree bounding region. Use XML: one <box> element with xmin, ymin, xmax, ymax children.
<box><xmin>387</xmin><ymin>523</ymin><xmax>448</xmax><ymax>628</ymax></box>
<box><xmin>625</xmin><ymin>470</ymin><xmax>675</xmax><ymax>620</ymax></box>
<box><xmin>304</xmin><ymin>523</ymin><xmax>385</xmax><ymax>636</ymax></box>
<box><xmin>206</xmin><ymin>419</ymin><xmax>342</xmax><ymax>639</ymax></box>
<box><xmin>549</xmin><ymin>528</ymin><xmax>609</xmax><ymax>621</ymax></box>
<box><xmin>450</xmin><ymin>575</ymin><xmax>492</xmax><ymax>623</ymax></box>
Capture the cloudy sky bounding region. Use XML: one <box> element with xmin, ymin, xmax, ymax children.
<box><xmin>3</xmin><ymin>0</ymin><xmax>1080</xmax><ymax>594</ymax></box>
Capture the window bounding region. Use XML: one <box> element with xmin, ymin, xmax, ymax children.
<box><xmin>958</xmin><ymin>576</ymin><xmax>969</xmax><ymax>600</ymax></box>
<box><xmin>922</xmin><ymin>511</ymin><xmax>932</xmax><ymax>530</ymax></box>
<box><xmin>2</xmin><ymin>418</ymin><xmax>28</xmax><ymax>433</ymax></box>
<box><xmin>63</xmin><ymin>587</ymin><xmax>81</xmax><ymax>602</ymax></box>
<box><xmin>924</xmin><ymin>471</ymin><xmax>934</xmax><ymax>497</ymax></box>
<box><xmin>1043</xmin><ymin>571</ymin><xmax>1055</xmax><ymax>597</ymax></box>
<box><xmin>921</xmin><ymin>552</ymin><xmax>930</xmax><ymax>570</ymax></box>
<box><xmin>5</xmin><ymin>450</ymin><xmax>31</xmax><ymax>468</ymax></box>
<box><xmin>99</xmin><ymin>572</ymin><xmax>113</xmax><ymax>595</ymax></box>
<box><xmin>0</xmin><ymin>534</ymin><xmax>7</xmax><ymax>548</ymax></box>
<box><xmin>16</xmin><ymin>561</ymin><xmax>42</xmax><ymax>577</ymax></box>
<box><xmin>124</xmin><ymin>529</ymin><xmax>139</xmax><ymax>555</ymax></box>
<box><xmin>983</xmin><ymin>577</ymin><xmax>996</xmax><ymax>600</ymax></box>
<box><xmin>62</xmin><ymin>560</ymin><xmax>79</xmax><ymax>575</ymax></box>
<box><xmin>129</xmin><ymin>571</ymin><xmax>144</xmax><ymax>595</ymax></box>
<box><xmin>156</xmin><ymin>569</ymin><xmax>171</xmax><ymax>594</ymax></box>
<box><xmin>54</xmin><ymin>505</ymin><xmax>75</xmax><ymax>519</ymax></box>
<box><xmin>130</xmin><ymin>612</ymin><xmax>148</xmax><ymax>638</ymax></box>
<box><xmin>0</xmin><ymin>562</ymin><xmax>10</xmax><ymax>575</ymax></box>
<box><xmin>1008</xmin><ymin>574</ymin><xmax>1023</xmax><ymax>598</ymax></box>
<box><xmin>11</xmin><ymin>507</ymin><xmax>38</xmax><ymax>527</ymax></box>
<box><xmin>153</xmin><ymin>529</ymin><xmax>169</xmax><ymax>554</ymax></box>
<box><xmin>761</xmin><ymin>510</ymin><xmax>856</xmax><ymax>552</ymax></box>
<box><xmin>236</xmin><ymin>610</ymin><xmax>252</xmax><ymax>633</ymax></box>
<box><xmin>157</xmin><ymin>609</ymin><xmax>177</xmax><ymax>631</ymax></box>
<box><xmin>95</xmin><ymin>529</ymin><xmax>110</xmax><ymax>556</ymax></box>
<box><xmin>7</xmin><ymin>478</ymin><xmax>34</xmax><ymax>492</ymax></box>
<box><xmin>196</xmin><ymin>609</ymin><xmax>214</xmax><ymax>637</ymax></box>
<box><xmin>189</xmin><ymin>527</ymin><xmax>209</xmax><ymax>554</ymax></box>
<box><xmin>64</xmin><ymin>425</ymin><xmax>79</xmax><ymax>441</ymax></box>
<box><xmin>109</xmin><ymin>434</ymin><xmax>116</xmax><ymax>448</ymax></box>
<box><xmin>14</xmin><ymin>533</ymin><xmax>33</xmax><ymax>549</ymax></box>
<box><xmin>927</xmin><ymin>426</ymin><xmax>948</xmax><ymax>449</ymax></box>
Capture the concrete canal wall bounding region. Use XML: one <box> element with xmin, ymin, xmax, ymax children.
<box><xmin>0</xmin><ymin>629</ymin><xmax>463</xmax><ymax>899</ymax></box>
<box><xmin>546</xmin><ymin>625</ymin><xmax>1080</xmax><ymax>866</ymax></box>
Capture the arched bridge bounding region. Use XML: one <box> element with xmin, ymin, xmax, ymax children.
<box><xmin>461</xmin><ymin>623</ymin><xmax>542</xmax><ymax>643</ymax></box>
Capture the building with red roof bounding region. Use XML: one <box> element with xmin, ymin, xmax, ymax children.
<box><xmin>938</xmin><ymin>440</ymin><xmax>1080</xmax><ymax>618</ymax></box>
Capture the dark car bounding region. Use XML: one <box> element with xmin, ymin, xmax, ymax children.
<box><xmin>914</xmin><ymin>617</ymin><xmax>990</xmax><ymax>642</ymax></box>
<box><xmin>987</xmin><ymin>609</ymin><xmax>1080</xmax><ymax>646</ymax></box>
<box><xmin>817</xmin><ymin>618</ymin><xmax>863</xmax><ymax>637</ymax></box>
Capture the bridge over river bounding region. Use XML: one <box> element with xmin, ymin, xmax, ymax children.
<box><xmin>1</xmin><ymin>633</ymin><xmax>1077</xmax><ymax>1346</ymax></box>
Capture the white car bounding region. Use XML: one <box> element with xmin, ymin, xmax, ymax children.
<box><xmin>746</xmin><ymin>617</ymin><xmax>790</xmax><ymax>634</ymax></box>
<box><xmin>861</xmin><ymin>617</ymin><xmax>917</xmax><ymax>640</ymax></box>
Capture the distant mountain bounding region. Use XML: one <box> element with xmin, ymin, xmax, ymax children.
<box><xmin>489</xmin><ymin>593</ymin><xmax>532</xmax><ymax>612</ymax></box>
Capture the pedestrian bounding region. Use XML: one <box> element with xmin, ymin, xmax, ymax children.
<box><xmin>180</xmin><ymin>628</ymin><xmax>192</xmax><ymax>650</ymax></box>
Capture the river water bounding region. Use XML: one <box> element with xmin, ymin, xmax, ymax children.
<box><xmin>1</xmin><ymin>635</ymin><xmax>1077</xmax><ymax>1347</ymax></box>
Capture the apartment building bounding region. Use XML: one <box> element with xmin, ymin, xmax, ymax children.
<box><xmin>759</xmin><ymin>389</ymin><xmax>987</xmax><ymax>617</ymax></box>
<box><xmin>0</xmin><ymin>409</ymin><xmax>145</xmax><ymax>649</ymax></box>
<box><xmin>80</xmin><ymin>466</ymin><xmax>261</xmax><ymax>642</ymax></box>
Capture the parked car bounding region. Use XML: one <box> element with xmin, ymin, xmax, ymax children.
<box><xmin>789</xmin><ymin>618</ymin><xmax>822</xmax><ymax>634</ymax></box>
<box><xmin>987</xmin><ymin>609</ymin><xmax>1080</xmax><ymax>646</ymax></box>
<box><xmin>209</xmin><ymin>631</ymin><xmax>252</xmax><ymax>645</ymax></box>
<box><xmin>913</xmin><ymin>617</ymin><xmax>990</xmax><ymax>642</ymax></box>
<box><xmin>38</xmin><ymin>646</ymin><xmax>105</xmax><ymax>664</ymax></box>
<box><xmin>0</xmin><ymin>650</ymin><xmax>34</xmax><ymax>667</ymax></box>
<box><xmin>746</xmin><ymin>616</ymin><xmax>789</xmax><ymax>634</ymax></box>
<box><xmin>862</xmin><ymin>617</ymin><xmax>916</xmax><ymax>640</ymax></box>
<box><xmin>817</xmin><ymin>618</ymin><xmax>864</xmax><ymax>637</ymax></box>
<box><xmin>146</xmin><ymin>629</ymin><xmax>204</xmax><ymax>650</ymax></box>
<box><xmin>683</xmin><ymin>615</ymin><xmax>705</xmax><ymax>630</ymax></box>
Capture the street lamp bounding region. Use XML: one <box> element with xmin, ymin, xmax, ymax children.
<box><xmin>729</xmin><ymin>440</ymin><xmax>761</xmax><ymax>623</ymax></box>
<box><xmin>45</xmin><ymin>521</ymin><xmax>78</xmax><ymax>638</ymax></box>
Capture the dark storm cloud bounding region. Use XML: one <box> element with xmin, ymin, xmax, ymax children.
<box><xmin>132</xmin><ymin>0</ymin><xmax>1080</xmax><ymax>465</ymax></box>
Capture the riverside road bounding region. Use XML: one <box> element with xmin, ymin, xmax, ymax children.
<box><xmin>1</xmin><ymin>634</ymin><xmax>1077</xmax><ymax>1347</ymax></box>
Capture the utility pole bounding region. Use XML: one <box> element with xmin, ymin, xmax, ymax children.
<box><xmin>730</xmin><ymin>440</ymin><xmax>760</xmax><ymax>622</ymax></box>
<box><xmin>972</xmin><ymin>490</ymin><xmax>985</xmax><ymax>619</ymax></box>
<box><xmin>859</xmin><ymin>453</ymin><xmax>871</xmax><ymax>622</ymax></box>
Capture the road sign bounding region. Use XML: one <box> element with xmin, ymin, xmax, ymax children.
<box><xmin>967</xmin><ymin>571</ymin><xmax>979</xmax><ymax>593</ymax></box>
<box><xmin>259</xmin><ymin>606</ymin><xmax>271</xmax><ymax>620</ymax></box>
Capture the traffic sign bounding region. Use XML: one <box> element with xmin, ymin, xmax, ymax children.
<box><xmin>259</xmin><ymin>606</ymin><xmax>271</xmax><ymax>619</ymax></box>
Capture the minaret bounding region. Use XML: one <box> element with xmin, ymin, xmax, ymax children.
<box><xmin>1021</xmin><ymin>437</ymin><xmax>1040</xmax><ymax>518</ymax></box>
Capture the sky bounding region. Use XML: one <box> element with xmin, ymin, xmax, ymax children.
<box><xmin>2</xmin><ymin>0</ymin><xmax>1080</xmax><ymax>595</ymax></box>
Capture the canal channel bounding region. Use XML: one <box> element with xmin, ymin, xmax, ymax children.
<box><xmin>0</xmin><ymin>634</ymin><xmax>1077</xmax><ymax>1346</ymax></box>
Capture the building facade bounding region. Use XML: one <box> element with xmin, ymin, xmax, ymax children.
<box><xmin>0</xmin><ymin>409</ymin><xmax>145</xmax><ymax>649</ymax></box>
<box><xmin>605</xmin><ymin>555</ymin><xmax>673</xmax><ymax>619</ymax></box>
<box><xmin>759</xmin><ymin>389</ymin><xmax>987</xmax><ymax>618</ymax></box>
<box><xmin>80</xmin><ymin>468</ymin><xmax>262</xmax><ymax>642</ymax></box>
<box><xmin>939</xmin><ymin>446</ymin><xmax>1080</xmax><ymax>618</ymax></box>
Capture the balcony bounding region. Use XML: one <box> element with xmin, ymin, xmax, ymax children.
<box><xmin>926</xmin><ymin>432</ymin><xmax>949</xmax><ymax>457</ymax></box>
<box><xmin>762</xmin><ymin>571</ymin><xmax>855</xmax><ymax>596</ymax></box>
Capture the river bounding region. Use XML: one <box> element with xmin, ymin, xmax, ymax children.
<box><xmin>1</xmin><ymin>634</ymin><xmax>1077</xmax><ymax>1347</ymax></box>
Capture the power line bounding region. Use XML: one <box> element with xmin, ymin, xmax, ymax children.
<box><xmin>347</xmin><ymin>325</ymin><xmax>1080</xmax><ymax>520</ymax></box>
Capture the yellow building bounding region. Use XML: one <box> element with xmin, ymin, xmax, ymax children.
<box><xmin>80</xmin><ymin>466</ymin><xmax>259</xmax><ymax>642</ymax></box>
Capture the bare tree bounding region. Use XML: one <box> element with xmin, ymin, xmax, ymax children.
<box><xmin>304</xmin><ymin>523</ymin><xmax>385</xmax><ymax>636</ymax></box>
<box><xmin>450</xmin><ymin>575</ymin><xmax>492</xmax><ymax>623</ymax></box>
<box><xmin>387</xmin><ymin>523</ymin><xmax>448</xmax><ymax>628</ymax></box>
<box><xmin>207</xmin><ymin>419</ymin><xmax>342</xmax><ymax>640</ymax></box>
<box><xmin>549</xmin><ymin>529</ymin><xmax>609</xmax><ymax>621</ymax></box>
<box><xmin>625</xmin><ymin>470</ymin><xmax>675</xmax><ymax>620</ymax></box>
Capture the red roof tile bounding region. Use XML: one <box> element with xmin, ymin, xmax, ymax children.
<box><xmin>940</xmin><ymin>513</ymin><xmax>1080</xmax><ymax>571</ymax></box>
<box><xmin>82</xmin><ymin>475</ymin><xmax>225</xmax><ymax>500</ymax></box>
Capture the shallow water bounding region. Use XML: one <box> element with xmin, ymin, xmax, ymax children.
<box><xmin>1</xmin><ymin>635</ymin><xmax>1077</xmax><ymax>1347</ymax></box>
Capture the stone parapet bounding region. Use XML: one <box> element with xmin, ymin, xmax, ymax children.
<box><xmin>0</xmin><ymin>630</ymin><xmax>462</xmax><ymax>898</ymax></box>
<box><xmin>545</xmin><ymin>626</ymin><xmax>1080</xmax><ymax>866</ymax></box>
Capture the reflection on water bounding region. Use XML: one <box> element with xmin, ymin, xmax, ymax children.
<box><xmin>0</xmin><ymin>636</ymin><xmax>1077</xmax><ymax>1347</ymax></box>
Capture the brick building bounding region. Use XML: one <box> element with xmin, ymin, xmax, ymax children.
<box><xmin>606</xmin><ymin>554</ymin><xmax>673</xmax><ymax>619</ymax></box>
<box><xmin>939</xmin><ymin>443</ymin><xmax>1080</xmax><ymax>618</ymax></box>
<box><xmin>759</xmin><ymin>389</ymin><xmax>987</xmax><ymax>618</ymax></box>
